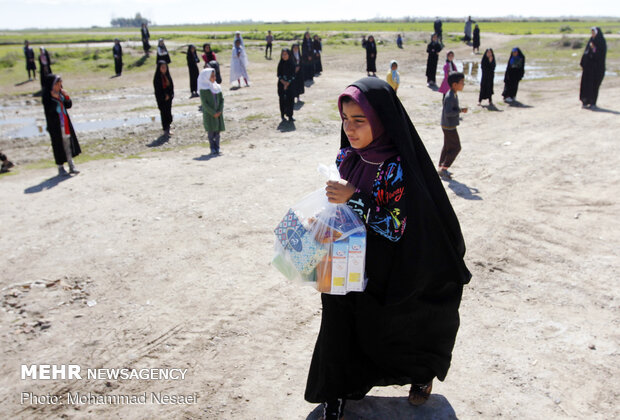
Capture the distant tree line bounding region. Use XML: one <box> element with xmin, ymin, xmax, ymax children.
<box><xmin>110</xmin><ymin>13</ymin><xmax>150</xmax><ymax>28</ymax></box>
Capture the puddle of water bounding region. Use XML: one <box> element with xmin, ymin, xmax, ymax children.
<box><xmin>456</xmin><ymin>60</ymin><xmax>585</xmax><ymax>83</ymax></box>
<box><xmin>2</xmin><ymin>113</ymin><xmax>192</xmax><ymax>139</ymax></box>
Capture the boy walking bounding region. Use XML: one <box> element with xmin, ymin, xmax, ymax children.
<box><xmin>439</xmin><ymin>72</ymin><xmax>467</xmax><ymax>180</ymax></box>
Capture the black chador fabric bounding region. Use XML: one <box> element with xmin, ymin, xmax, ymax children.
<box><xmin>208</xmin><ymin>60</ymin><xmax>222</xmax><ymax>84</ymax></box>
<box><xmin>186</xmin><ymin>45</ymin><xmax>200</xmax><ymax>93</ymax></box>
<box><xmin>312</xmin><ymin>39</ymin><xmax>322</xmax><ymax>74</ymax></box>
<box><xmin>141</xmin><ymin>26</ymin><xmax>150</xmax><ymax>52</ymax></box>
<box><xmin>41</xmin><ymin>74</ymin><xmax>81</xmax><ymax>165</ymax></box>
<box><xmin>305</xmin><ymin>77</ymin><xmax>471</xmax><ymax>403</ymax></box>
<box><xmin>301</xmin><ymin>37</ymin><xmax>314</xmax><ymax>81</ymax></box>
<box><xmin>113</xmin><ymin>43</ymin><xmax>123</xmax><ymax>75</ymax></box>
<box><xmin>473</xmin><ymin>27</ymin><xmax>480</xmax><ymax>49</ymax></box>
<box><xmin>426</xmin><ymin>40</ymin><xmax>442</xmax><ymax>83</ymax></box>
<box><xmin>502</xmin><ymin>48</ymin><xmax>525</xmax><ymax>99</ymax></box>
<box><xmin>153</xmin><ymin>65</ymin><xmax>174</xmax><ymax>131</ymax></box>
<box><xmin>479</xmin><ymin>50</ymin><xmax>495</xmax><ymax>102</ymax></box>
<box><xmin>277</xmin><ymin>50</ymin><xmax>296</xmax><ymax>118</ymax></box>
<box><xmin>39</xmin><ymin>49</ymin><xmax>52</xmax><ymax>87</ymax></box>
<box><xmin>363</xmin><ymin>38</ymin><xmax>377</xmax><ymax>72</ymax></box>
<box><xmin>580</xmin><ymin>28</ymin><xmax>607</xmax><ymax>106</ymax></box>
<box><xmin>290</xmin><ymin>44</ymin><xmax>305</xmax><ymax>98</ymax></box>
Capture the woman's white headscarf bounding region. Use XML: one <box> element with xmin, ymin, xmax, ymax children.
<box><xmin>233</xmin><ymin>31</ymin><xmax>244</xmax><ymax>47</ymax></box>
<box><xmin>198</xmin><ymin>68</ymin><xmax>221</xmax><ymax>93</ymax></box>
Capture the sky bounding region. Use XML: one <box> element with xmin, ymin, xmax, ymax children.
<box><xmin>0</xmin><ymin>0</ymin><xmax>618</xmax><ymax>30</ymax></box>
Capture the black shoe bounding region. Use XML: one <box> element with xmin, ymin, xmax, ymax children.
<box><xmin>288</xmin><ymin>116</ymin><xmax>295</xmax><ymax>122</ymax></box>
<box><xmin>58</xmin><ymin>167</ymin><xmax>68</xmax><ymax>176</ymax></box>
<box><xmin>69</xmin><ymin>167</ymin><xmax>80</xmax><ymax>175</ymax></box>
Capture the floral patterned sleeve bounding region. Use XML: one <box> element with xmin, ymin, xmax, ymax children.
<box><xmin>337</xmin><ymin>153</ymin><xmax>407</xmax><ymax>242</ymax></box>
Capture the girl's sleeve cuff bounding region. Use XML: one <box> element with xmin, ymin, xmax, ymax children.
<box><xmin>347</xmin><ymin>190</ymin><xmax>372</xmax><ymax>222</ymax></box>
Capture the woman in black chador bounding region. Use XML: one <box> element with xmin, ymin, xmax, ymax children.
<box><xmin>141</xmin><ymin>23</ymin><xmax>150</xmax><ymax>54</ymax></box>
<box><xmin>472</xmin><ymin>24</ymin><xmax>480</xmax><ymax>53</ymax></box>
<box><xmin>579</xmin><ymin>27</ymin><xmax>607</xmax><ymax>108</ymax></box>
<box><xmin>113</xmin><ymin>39</ymin><xmax>123</xmax><ymax>77</ymax></box>
<box><xmin>38</xmin><ymin>47</ymin><xmax>52</xmax><ymax>88</ymax></box>
<box><xmin>301</xmin><ymin>31</ymin><xmax>314</xmax><ymax>82</ymax></box>
<box><xmin>290</xmin><ymin>43</ymin><xmax>305</xmax><ymax>102</ymax></box>
<box><xmin>362</xmin><ymin>35</ymin><xmax>377</xmax><ymax>76</ymax></box>
<box><xmin>313</xmin><ymin>34</ymin><xmax>323</xmax><ymax>76</ymax></box>
<box><xmin>277</xmin><ymin>48</ymin><xmax>296</xmax><ymax>122</ymax></box>
<box><xmin>502</xmin><ymin>47</ymin><xmax>525</xmax><ymax>103</ymax></box>
<box><xmin>479</xmin><ymin>48</ymin><xmax>495</xmax><ymax>105</ymax></box>
<box><xmin>426</xmin><ymin>33</ymin><xmax>443</xmax><ymax>87</ymax></box>
<box><xmin>42</xmin><ymin>74</ymin><xmax>81</xmax><ymax>176</ymax></box>
<box><xmin>186</xmin><ymin>44</ymin><xmax>200</xmax><ymax>98</ymax></box>
<box><xmin>153</xmin><ymin>61</ymin><xmax>174</xmax><ymax>137</ymax></box>
<box><xmin>305</xmin><ymin>77</ymin><xmax>471</xmax><ymax>419</ymax></box>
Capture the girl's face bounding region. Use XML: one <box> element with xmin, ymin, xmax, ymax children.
<box><xmin>190</xmin><ymin>46</ymin><xmax>195</xmax><ymax>53</ymax></box>
<box><xmin>512</xmin><ymin>50</ymin><xmax>518</xmax><ymax>56</ymax></box>
<box><xmin>159</xmin><ymin>63</ymin><xmax>167</xmax><ymax>74</ymax></box>
<box><xmin>210</xmin><ymin>72</ymin><xmax>216</xmax><ymax>83</ymax></box>
<box><xmin>235</xmin><ymin>40</ymin><xmax>241</xmax><ymax>47</ymax></box>
<box><xmin>486</xmin><ymin>50</ymin><xmax>493</xmax><ymax>59</ymax></box>
<box><xmin>292</xmin><ymin>46</ymin><xmax>298</xmax><ymax>54</ymax></box>
<box><xmin>369</xmin><ymin>36</ymin><xmax>374</xmax><ymax>43</ymax></box>
<box><xmin>391</xmin><ymin>63</ymin><xmax>397</xmax><ymax>71</ymax></box>
<box><xmin>341</xmin><ymin>101</ymin><xmax>373</xmax><ymax>150</ymax></box>
<box><xmin>432</xmin><ymin>34</ymin><xmax>437</xmax><ymax>42</ymax></box>
<box><xmin>282</xmin><ymin>51</ymin><xmax>289</xmax><ymax>61</ymax></box>
<box><xmin>447</xmin><ymin>52</ymin><xmax>454</xmax><ymax>61</ymax></box>
<box><xmin>305</xmin><ymin>32</ymin><xmax>310</xmax><ymax>39</ymax></box>
<box><xmin>52</xmin><ymin>79</ymin><xmax>62</xmax><ymax>93</ymax></box>
<box><xmin>205</xmin><ymin>45</ymin><xmax>211</xmax><ymax>52</ymax></box>
<box><xmin>591</xmin><ymin>29</ymin><xmax>596</xmax><ymax>38</ymax></box>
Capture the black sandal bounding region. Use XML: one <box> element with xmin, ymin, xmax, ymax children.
<box><xmin>322</xmin><ymin>398</ymin><xmax>346</xmax><ymax>420</ymax></box>
<box><xmin>408</xmin><ymin>381</ymin><xmax>432</xmax><ymax>406</ymax></box>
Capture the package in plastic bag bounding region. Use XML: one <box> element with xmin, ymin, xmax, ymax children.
<box><xmin>272</xmin><ymin>164</ymin><xmax>367</xmax><ymax>295</ymax></box>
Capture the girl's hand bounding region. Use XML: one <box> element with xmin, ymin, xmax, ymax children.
<box><xmin>214</xmin><ymin>112</ymin><xmax>221</xmax><ymax>118</ymax></box>
<box><xmin>325</xmin><ymin>180</ymin><xmax>356</xmax><ymax>204</ymax></box>
<box><xmin>461</xmin><ymin>107</ymin><xmax>468</xmax><ymax>113</ymax></box>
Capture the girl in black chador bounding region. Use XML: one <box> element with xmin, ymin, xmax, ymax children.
<box><xmin>502</xmin><ymin>47</ymin><xmax>525</xmax><ymax>103</ymax></box>
<box><xmin>362</xmin><ymin>35</ymin><xmax>377</xmax><ymax>76</ymax></box>
<box><xmin>42</xmin><ymin>74</ymin><xmax>81</xmax><ymax>176</ymax></box>
<box><xmin>290</xmin><ymin>43</ymin><xmax>305</xmax><ymax>102</ymax></box>
<box><xmin>186</xmin><ymin>44</ymin><xmax>200</xmax><ymax>98</ymax></box>
<box><xmin>426</xmin><ymin>33</ymin><xmax>443</xmax><ymax>87</ymax></box>
<box><xmin>479</xmin><ymin>48</ymin><xmax>495</xmax><ymax>105</ymax></box>
<box><xmin>579</xmin><ymin>27</ymin><xmax>607</xmax><ymax>108</ymax></box>
<box><xmin>156</xmin><ymin>39</ymin><xmax>171</xmax><ymax>64</ymax></box>
<box><xmin>277</xmin><ymin>48</ymin><xmax>296</xmax><ymax>122</ymax></box>
<box><xmin>301</xmin><ymin>31</ymin><xmax>314</xmax><ymax>82</ymax></box>
<box><xmin>153</xmin><ymin>61</ymin><xmax>174</xmax><ymax>137</ymax></box>
<box><xmin>305</xmin><ymin>77</ymin><xmax>470</xmax><ymax>420</ymax></box>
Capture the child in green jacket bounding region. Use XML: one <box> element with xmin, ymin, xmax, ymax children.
<box><xmin>198</xmin><ymin>68</ymin><xmax>225</xmax><ymax>155</ymax></box>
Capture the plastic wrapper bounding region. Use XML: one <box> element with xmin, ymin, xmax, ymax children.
<box><xmin>272</xmin><ymin>164</ymin><xmax>367</xmax><ymax>294</ymax></box>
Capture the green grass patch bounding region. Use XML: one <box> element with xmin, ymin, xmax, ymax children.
<box><xmin>244</xmin><ymin>113</ymin><xmax>269</xmax><ymax>121</ymax></box>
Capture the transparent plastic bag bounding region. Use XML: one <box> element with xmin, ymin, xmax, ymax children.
<box><xmin>272</xmin><ymin>164</ymin><xmax>367</xmax><ymax>295</ymax></box>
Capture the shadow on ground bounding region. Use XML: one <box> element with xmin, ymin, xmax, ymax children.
<box><xmin>277</xmin><ymin>120</ymin><xmax>296</xmax><ymax>132</ymax></box>
<box><xmin>24</xmin><ymin>174</ymin><xmax>74</xmax><ymax>194</ymax></box>
<box><xmin>146</xmin><ymin>134</ymin><xmax>169</xmax><ymax>148</ymax></box>
<box><xmin>507</xmin><ymin>100</ymin><xmax>533</xmax><ymax>108</ymax></box>
<box><xmin>481</xmin><ymin>103</ymin><xmax>502</xmax><ymax>112</ymax></box>
<box><xmin>587</xmin><ymin>106</ymin><xmax>620</xmax><ymax>115</ymax></box>
<box><xmin>193</xmin><ymin>153</ymin><xmax>219</xmax><ymax>161</ymax></box>
<box><xmin>306</xmin><ymin>395</ymin><xmax>458</xmax><ymax>420</ymax></box>
<box><xmin>294</xmin><ymin>100</ymin><xmax>305</xmax><ymax>111</ymax></box>
<box><xmin>446</xmin><ymin>178</ymin><xmax>482</xmax><ymax>200</ymax></box>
